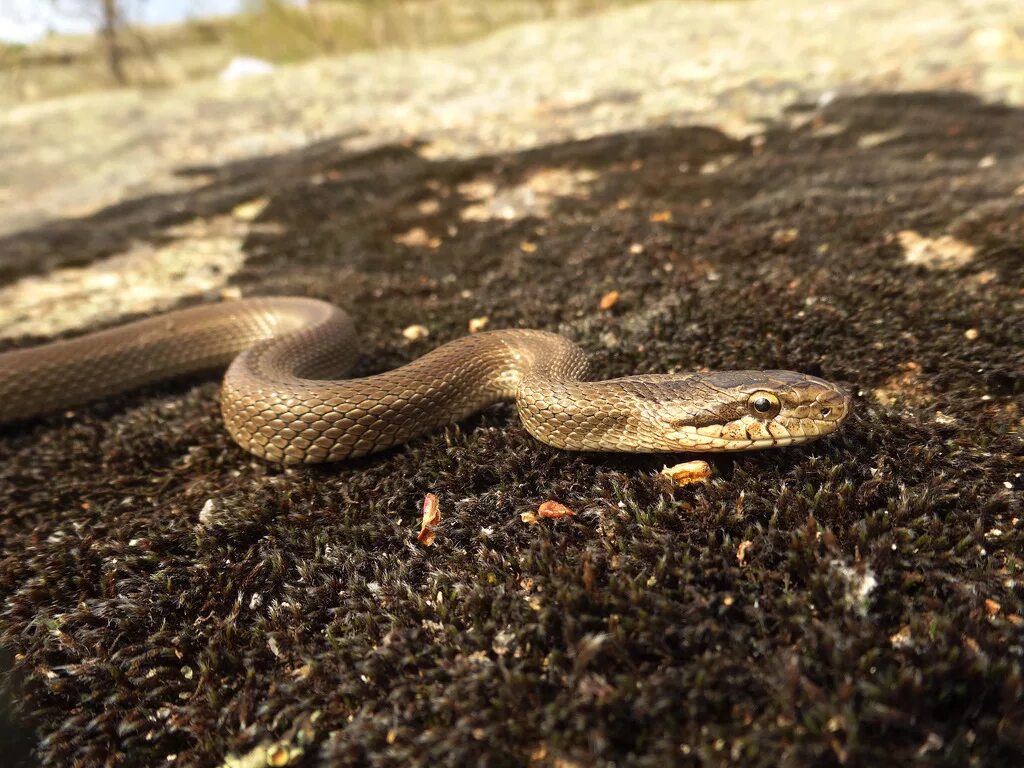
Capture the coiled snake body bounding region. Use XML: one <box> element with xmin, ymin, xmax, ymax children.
<box><xmin>0</xmin><ymin>297</ymin><xmax>850</xmax><ymax>463</ymax></box>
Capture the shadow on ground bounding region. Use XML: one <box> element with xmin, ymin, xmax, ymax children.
<box><xmin>0</xmin><ymin>92</ymin><xmax>1022</xmax><ymax>767</ymax></box>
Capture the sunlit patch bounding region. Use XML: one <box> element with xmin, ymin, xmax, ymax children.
<box><xmin>458</xmin><ymin>167</ymin><xmax>598</xmax><ymax>222</ymax></box>
<box><xmin>897</xmin><ymin>230</ymin><xmax>975</xmax><ymax>270</ymax></box>
<box><xmin>873</xmin><ymin>361</ymin><xmax>932</xmax><ymax>407</ymax></box>
<box><xmin>0</xmin><ymin>215</ymin><xmax>259</xmax><ymax>338</ymax></box>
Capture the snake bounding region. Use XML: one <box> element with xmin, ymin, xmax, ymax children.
<box><xmin>0</xmin><ymin>297</ymin><xmax>851</xmax><ymax>464</ymax></box>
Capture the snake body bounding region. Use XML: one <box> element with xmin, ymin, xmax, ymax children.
<box><xmin>0</xmin><ymin>297</ymin><xmax>850</xmax><ymax>463</ymax></box>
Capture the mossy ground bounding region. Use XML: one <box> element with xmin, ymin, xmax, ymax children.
<box><xmin>0</xmin><ymin>92</ymin><xmax>1022</xmax><ymax>766</ymax></box>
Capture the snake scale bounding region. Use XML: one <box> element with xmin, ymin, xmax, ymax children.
<box><xmin>0</xmin><ymin>297</ymin><xmax>851</xmax><ymax>463</ymax></box>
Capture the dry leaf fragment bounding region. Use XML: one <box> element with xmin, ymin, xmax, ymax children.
<box><xmin>520</xmin><ymin>511</ymin><xmax>540</xmax><ymax>525</ymax></box>
<box><xmin>417</xmin><ymin>493</ymin><xmax>440</xmax><ymax>546</ymax></box>
<box><xmin>984</xmin><ymin>598</ymin><xmax>1001</xmax><ymax>616</ymax></box>
<box><xmin>468</xmin><ymin>316</ymin><xmax>490</xmax><ymax>333</ymax></box>
<box><xmin>649</xmin><ymin>210</ymin><xmax>673</xmax><ymax>223</ymax></box>
<box><xmin>660</xmin><ymin>460</ymin><xmax>712</xmax><ymax>486</ymax></box>
<box><xmin>198</xmin><ymin>498</ymin><xmax>217</xmax><ymax>525</ymax></box>
<box><xmin>393</xmin><ymin>227</ymin><xmax>441</xmax><ymax>249</ymax></box>
<box><xmin>232</xmin><ymin>197</ymin><xmax>268</xmax><ymax>221</ymax></box>
<box><xmin>736</xmin><ymin>540</ymin><xmax>754</xmax><ymax>565</ymax></box>
<box><xmin>858</xmin><ymin>130</ymin><xmax>903</xmax><ymax>149</ymax></box>
<box><xmin>973</xmin><ymin>270</ymin><xmax>997</xmax><ymax>285</ymax></box>
<box><xmin>890</xmin><ymin>625</ymin><xmax>913</xmax><ymax>648</ymax></box>
<box><xmin>520</xmin><ymin>241</ymin><xmax>538</xmax><ymax>253</ymax></box>
<box><xmin>537</xmin><ymin>501</ymin><xmax>576</xmax><ymax>519</ymax></box>
<box><xmin>897</xmin><ymin>230</ymin><xmax>976</xmax><ymax>270</ymax></box>
<box><xmin>772</xmin><ymin>228</ymin><xmax>799</xmax><ymax>245</ymax></box>
<box><xmin>266</xmin><ymin>743</ymin><xmax>292</xmax><ymax>767</ymax></box>
<box><xmin>402</xmin><ymin>324</ymin><xmax>430</xmax><ymax>341</ymax></box>
<box><xmin>599</xmin><ymin>291</ymin><xmax>620</xmax><ymax>311</ymax></box>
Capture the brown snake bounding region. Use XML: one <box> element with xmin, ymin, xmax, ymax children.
<box><xmin>0</xmin><ymin>297</ymin><xmax>850</xmax><ymax>463</ymax></box>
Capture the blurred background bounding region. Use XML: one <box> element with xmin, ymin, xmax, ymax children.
<box><xmin>0</xmin><ymin>0</ymin><xmax>624</xmax><ymax>102</ymax></box>
<box><xmin>2</xmin><ymin>0</ymin><xmax>1021</xmax><ymax>246</ymax></box>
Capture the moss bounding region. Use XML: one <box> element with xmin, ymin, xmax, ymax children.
<box><xmin>1</xmin><ymin>93</ymin><xmax>1022</xmax><ymax>766</ymax></box>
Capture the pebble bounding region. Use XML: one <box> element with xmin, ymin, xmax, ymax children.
<box><xmin>402</xmin><ymin>324</ymin><xmax>430</xmax><ymax>341</ymax></box>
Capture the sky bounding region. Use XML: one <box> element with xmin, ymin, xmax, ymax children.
<box><xmin>0</xmin><ymin>0</ymin><xmax>249</xmax><ymax>43</ymax></box>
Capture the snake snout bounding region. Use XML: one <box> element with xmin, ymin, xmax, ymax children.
<box><xmin>813</xmin><ymin>385</ymin><xmax>852</xmax><ymax>429</ymax></box>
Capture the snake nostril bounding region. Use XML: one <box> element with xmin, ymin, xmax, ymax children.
<box><xmin>820</xmin><ymin>407</ymin><xmax>831</xmax><ymax>418</ymax></box>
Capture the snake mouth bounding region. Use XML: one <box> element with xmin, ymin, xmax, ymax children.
<box><xmin>665</xmin><ymin>403</ymin><xmax>849</xmax><ymax>451</ymax></box>
<box><xmin>664</xmin><ymin>430</ymin><xmax>811</xmax><ymax>452</ymax></box>
<box><xmin>663</xmin><ymin>430</ymin><xmax>831</xmax><ymax>454</ymax></box>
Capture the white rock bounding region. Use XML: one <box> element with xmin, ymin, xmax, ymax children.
<box><xmin>218</xmin><ymin>56</ymin><xmax>276</xmax><ymax>82</ymax></box>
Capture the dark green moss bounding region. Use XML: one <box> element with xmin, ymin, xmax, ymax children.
<box><xmin>1</xmin><ymin>92</ymin><xmax>1022</xmax><ymax>767</ymax></box>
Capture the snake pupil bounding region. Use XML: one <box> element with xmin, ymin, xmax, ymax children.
<box><xmin>753</xmin><ymin>397</ymin><xmax>771</xmax><ymax>413</ymax></box>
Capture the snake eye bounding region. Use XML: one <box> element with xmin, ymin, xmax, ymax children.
<box><xmin>747</xmin><ymin>391</ymin><xmax>781</xmax><ymax>419</ymax></box>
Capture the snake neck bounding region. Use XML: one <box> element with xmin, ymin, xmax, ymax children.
<box><xmin>516</xmin><ymin>373</ymin><xmax>703</xmax><ymax>452</ymax></box>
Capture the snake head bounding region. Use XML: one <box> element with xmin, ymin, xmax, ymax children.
<box><xmin>658</xmin><ymin>370</ymin><xmax>851</xmax><ymax>451</ymax></box>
